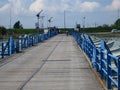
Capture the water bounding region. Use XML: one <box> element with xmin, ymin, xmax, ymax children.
<box><xmin>92</xmin><ymin>36</ymin><xmax>120</xmax><ymax>56</ymax></box>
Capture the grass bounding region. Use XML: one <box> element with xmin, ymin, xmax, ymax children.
<box><xmin>8</xmin><ymin>29</ymin><xmax>43</xmax><ymax>35</ymax></box>
<box><xmin>2</xmin><ymin>27</ymin><xmax>120</xmax><ymax>39</ymax></box>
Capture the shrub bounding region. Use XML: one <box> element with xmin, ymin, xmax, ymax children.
<box><xmin>0</xmin><ymin>26</ymin><xmax>7</xmax><ymax>35</ymax></box>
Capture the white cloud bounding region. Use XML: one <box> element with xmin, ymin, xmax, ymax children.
<box><xmin>29</xmin><ymin>0</ymin><xmax>100</xmax><ymax>13</ymax></box>
<box><xmin>0</xmin><ymin>0</ymin><xmax>28</xmax><ymax>15</ymax></box>
<box><xmin>80</xmin><ymin>1</ymin><xmax>100</xmax><ymax>12</ymax></box>
<box><xmin>0</xmin><ymin>3</ymin><xmax>9</xmax><ymax>13</ymax></box>
<box><xmin>29</xmin><ymin>0</ymin><xmax>44</xmax><ymax>12</ymax></box>
<box><xmin>106</xmin><ymin>0</ymin><xmax>120</xmax><ymax>11</ymax></box>
<box><xmin>9</xmin><ymin>0</ymin><xmax>28</xmax><ymax>15</ymax></box>
<box><xmin>0</xmin><ymin>0</ymin><xmax>100</xmax><ymax>15</ymax></box>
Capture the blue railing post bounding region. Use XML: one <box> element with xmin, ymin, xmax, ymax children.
<box><xmin>21</xmin><ymin>37</ymin><xmax>24</xmax><ymax>49</ymax></box>
<box><xmin>81</xmin><ymin>38</ymin><xmax>84</xmax><ymax>50</ymax></box>
<box><xmin>27</xmin><ymin>35</ymin><xmax>30</xmax><ymax>47</ymax></box>
<box><xmin>118</xmin><ymin>57</ymin><xmax>120</xmax><ymax>90</ymax></box>
<box><xmin>25</xmin><ymin>37</ymin><xmax>27</xmax><ymax>48</ymax></box>
<box><xmin>107</xmin><ymin>53</ymin><xmax>112</xmax><ymax>89</ymax></box>
<box><xmin>86</xmin><ymin>40</ymin><xmax>88</xmax><ymax>56</ymax></box>
<box><xmin>16</xmin><ymin>40</ymin><xmax>19</xmax><ymax>53</ymax></box>
<box><xmin>1</xmin><ymin>43</ymin><xmax>4</xmax><ymax>58</ymax></box>
<box><xmin>36</xmin><ymin>34</ymin><xmax>39</xmax><ymax>43</ymax></box>
<box><xmin>31</xmin><ymin>36</ymin><xmax>33</xmax><ymax>46</ymax></box>
<box><xmin>0</xmin><ymin>31</ymin><xmax>58</xmax><ymax>59</ymax></box>
<box><xmin>92</xmin><ymin>46</ymin><xmax>97</xmax><ymax>70</ymax></box>
<box><xmin>96</xmin><ymin>48</ymin><xmax>100</xmax><ymax>72</ymax></box>
<box><xmin>84</xmin><ymin>40</ymin><xmax>87</xmax><ymax>53</ymax></box>
<box><xmin>8</xmin><ymin>35</ymin><xmax>12</xmax><ymax>56</ymax></box>
<box><xmin>12</xmin><ymin>40</ymin><xmax>15</xmax><ymax>54</ymax></box>
<box><xmin>71</xmin><ymin>31</ymin><xmax>120</xmax><ymax>90</ymax></box>
<box><xmin>100</xmin><ymin>39</ymin><xmax>105</xmax><ymax>79</ymax></box>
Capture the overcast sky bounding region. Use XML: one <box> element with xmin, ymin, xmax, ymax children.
<box><xmin>0</xmin><ymin>0</ymin><xmax>120</xmax><ymax>28</ymax></box>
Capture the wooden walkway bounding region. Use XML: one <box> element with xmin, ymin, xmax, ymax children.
<box><xmin>0</xmin><ymin>34</ymin><xmax>104</xmax><ymax>90</ymax></box>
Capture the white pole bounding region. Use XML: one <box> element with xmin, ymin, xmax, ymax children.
<box><xmin>10</xmin><ymin>4</ymin><xmax>12</xmax><ymax>29</ymax></box>
<box><xmin>64</xmin><ymin>10</ymin><xmax>66</xmax><ymax>30</ymax></box>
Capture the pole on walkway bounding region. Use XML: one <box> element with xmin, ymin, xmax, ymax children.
<box><xmin>64</xmin><ymin>10</ymin><xmax>66</xmax><ymax>31</ymax></box>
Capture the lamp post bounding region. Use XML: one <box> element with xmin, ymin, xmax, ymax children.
<box><xmin>48</xmin><ymin>17</ymin><xmax>53</xmax><ymax>28</ymax></box>
<box><xmin>36</xmin><ymin>10</ymin><xmax>43</xmax><ymax>34</ymax></box>
<box><xmin>64</xmin><ymin>10</ymin><xmax>66</xmax><ymax>30</ymax></box>
<box><xmin>9</xmin><ymin>3</ymin><xmax>12</xmax><ymax>29</ymax></box>
<box><xmin>118</xmin><ymin>9</ymin><xmax>120</xmax><ymax>28</ymax></box>
<box><xmin>40</xmin><ymin>16</ymin><xmax>45</xmax><ymax>29</ymax></box>
<box><xmin>118</xmin><ymin>8</ymin><xmax>120</xmax><ymax>19</ymax></box>
<box><xmin>83</xmin><ymin>16</ymin><xmax>86</xmax><ymax>28</ymax></box>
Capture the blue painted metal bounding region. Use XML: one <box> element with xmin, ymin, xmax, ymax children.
<box><xmin>118</xmin><ymin>57</ymin><xmax>120</xmax><ymax>90</ymax></box>
<box><xmin>1</xmin><ymin>43</ymin><xmax>4</xmax><ymax>58</ymax></box>
<box><xmin>100</xmin><ymin>39</ymin><xmax>105</xmax><ymax>79</ymax></box>
<box><xmin>71</xmin><ymin>31</ymin><xmax>120</xmax><ymax>90</ymax></box>
<box><xmin>0</xmin><ymin>29</ymin><xmax>58</xmax><ymax>59</ymax></box>
<box><xmin>107</xmin><ymin>52</ymin><xmax>112</xmax><ymax>89</ymax></box>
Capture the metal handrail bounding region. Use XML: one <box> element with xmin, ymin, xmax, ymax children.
<box><xmin>71</xmin><ymin>31</ymin><xmax>120</xmax><ymax>90</ymax></box>
<box><xmin>0</xmin><ymin>29</ymin><xmax>59</xmax><ymax>59</ymax></box>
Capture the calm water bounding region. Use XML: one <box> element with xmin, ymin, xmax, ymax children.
<box><xmin>92</xmin><ymin>36</ymin><xmax>120</xmax><ymax>56</ymax></box>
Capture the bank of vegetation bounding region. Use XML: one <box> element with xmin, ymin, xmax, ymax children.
<box><xmin>0</xmin><ymin>18</ymin><xmax>120</xmax><ymax>37</ymax></box>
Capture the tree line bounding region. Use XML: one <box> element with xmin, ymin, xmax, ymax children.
<box><xmin>0</xmin><ymin>18</ymin><xmax>120</xmax><ymax>35</ymax></box>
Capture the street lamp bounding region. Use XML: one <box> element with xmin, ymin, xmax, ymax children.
<box><xmin>40</xmin><ymin>16</ymin><xmax>45</xmax><ymax>29</ymax></box>
<box><xmin>9</xmin><ymin>3</ymin><xmax>12</xmax><ymax>29</ymax></box>
<box><xmin>48</xmin><ymin>17</ymin><xmax>53</xmax><ymax>28</ymax></box>
<box><xmin>64</xmin><ymin>10</ymin><xmax>66</xmax><ymax>30</ymax></box>
<box><xmin>83</xmin><ymin>16</ymin><xmax>86</xmax><ymax>28</ymax></box>
<box><xmin>36</xmin><ymin>10</ymin><xmax>43</xmax><ymax>34</ymax></box>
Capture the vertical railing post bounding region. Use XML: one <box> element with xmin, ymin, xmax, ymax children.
<box><xmin>100</xmin><ymin>39</ymin><xmax>105</xmax><ymax>79</ymax></box>
<box><xmin>31</xmin><ymin>36</ymin><xmax>34</xmax><ymax>46</ymax></box>
<box><xmin>90</xmin><ymin>42</ymin><xmax>92</xmax><ymax>60</ymax></box>
<box><xmin>96</xmin><ymin>48</ymin><xmax>99</xmax><ymax>72</ymax></box>
<box><xmin>16</xmin><ymin>40</ymin><xmax>19</xmax><ymax>53</ymax></box>
<box><xmin>92</xmin><ymin>46</ymin><xmax>96</xmax><ymax>70</ymax></box>
<box><xmin>23</xmin><ymin>37</ymin><xmax>26</xmax><ymax>48</ymax></box>
<box><xmin>20</xmin><ymin>38</ymin><xmax>22</xmax><ymax>51</ymax></box>
<box><xmin>27</xmin><ymin>35</ymin><xmax>29</xmax><ymax>47</ymax></box>
<box><xmin>1</xmin><ymin>43</ymin><xmax>4</xmax><ymax>58</ymax></box>
<box><xmin>118</xmin><ymin>57</ymin><xmax>120</xmax><ymax>90</ymax></box>
<box><xmin>12</xmin><ymin>40</ymin><xmax>15</xmax><ymax>54</ymax></box>
<box><xmin>77</xmin><ymin>34</ymin><xmax>79</xmax><ymax>43</ymax></box>
<box><xmin>92</xmin><ymin>44</ymin><xmax>94</xmax><ymax>59</ymax></box>
<box><xmin>26</xmin><ymin>36</ymin><xmax>28</xmax><ymax>48</ymax></box>
<box><xmin>39</xmin><ymin>34</ymin><xmax>41</xmax><ymax>42</ymax></box>
<box><xmin>8</xmin><ymin>35</ymin><xmax>12</xmax><ymax>56</ymax></box>
<box><xmin>83</xmin><ymin>39</ymin><xmax>85</xmax><ymax>51</ymax></box>
<box><xmin>21</xmin><ymin>37</ymin><xmax>24</xmax><ymax>49</ymax></box>
<box><xmin>38</xmin><ymin>34</ymin><xmax>40</xmax><ymax>43</ymax></box>
<box><xmin>85</xmin><ymin>40</ymin><xmax>88</xmax><ymax>55</ymax></box>
<box><xmin>34</xmin><ymin>35</ymin><xmax>35</xmax><ymax>44</ymax></box>
<box><xmin>107</xmin><ymin>53</ymin><xmax>112</xmax><ymax>89</ymax></box>
<box><xmin>34</xmin><ymin>35</ymin><xmax>36</xmax><ymax>44</ymax></box>
<box><xmin>36</xmin><ymin>34</ymin><xmax>39</xmax><ymax>43</ymax></box>
<box><xmin>81</xmin><ymin>38</ymin><xmax>84</xmax><ymax>50</ymax></box>
<box><xmin>83</xmin><ymin>39</ymin><xmax>86</xmax><ymax>52</ymax></box>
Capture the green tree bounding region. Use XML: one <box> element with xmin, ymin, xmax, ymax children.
<box><xmin>0</xmin><ymin>26</ymin><xmax>7</xmax><ymax>35</ymax></box>
<box><xmin>102</xmin><ymin>24</ymin><xmax>109</xmax><ymax>28</ymax></box>
<box><xmin>13</xmin><ymin>21</ymin><xmax>23</xmax><ymax>29</ymax></box>
<box><xmin>114</xmin><ymin>18</ymin><xmax>120</xmax><ymax>28</ymax></box>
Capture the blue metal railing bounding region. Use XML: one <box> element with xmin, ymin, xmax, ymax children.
<box><xmin>0</xmin><ymin>30</ymin><xmax>58</xmax><ymax>59</ymax></box>
<box><xmin>71</xmin><ymin>31</ymin><xmax>120</xmax><ymax>90</ymax></box>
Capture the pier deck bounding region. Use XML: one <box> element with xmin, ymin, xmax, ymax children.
<box><xmin>0</xmin><ymin>34</ymin><xmax>104</xmax><ymax>90</ymax></box>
